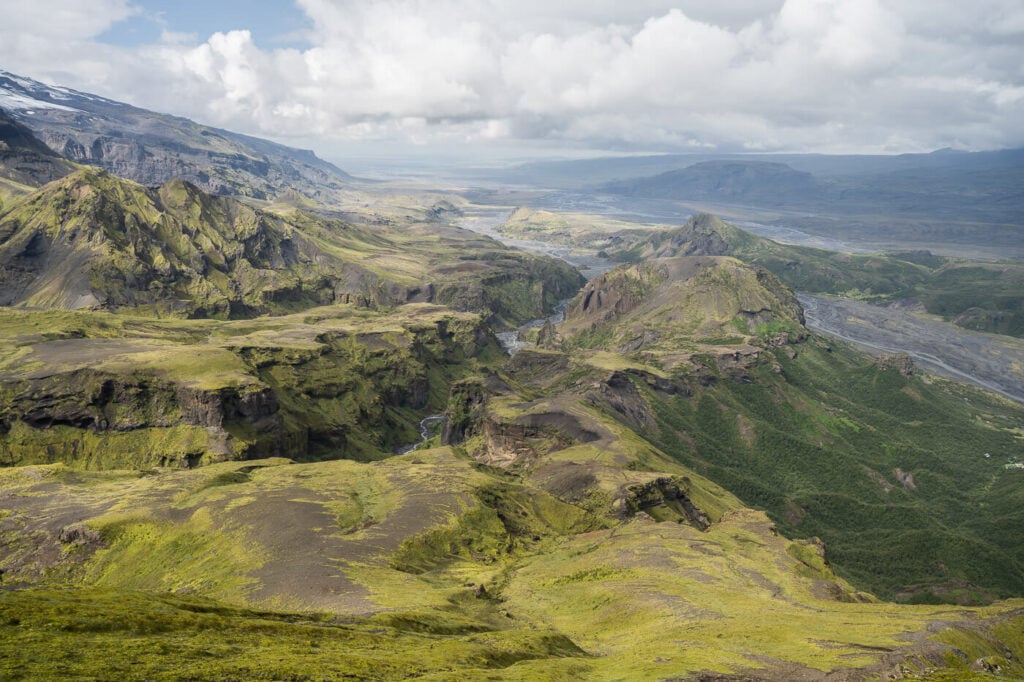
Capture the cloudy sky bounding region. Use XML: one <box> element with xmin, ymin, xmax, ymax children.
<box><xmin>1</xmin><ymin>0</ymin><xmax>1023</xmax><ymax>161</ymax></box>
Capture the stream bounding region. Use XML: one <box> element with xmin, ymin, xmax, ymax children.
<box><xmin>458</xmin><ymin>208</ymin><xmax>615</xmax><ymax>354</ymax></box>
<box><xmin>396</xmin><ymin>414</ymin><xmax>446</xmax><ymax>454</ymax></box>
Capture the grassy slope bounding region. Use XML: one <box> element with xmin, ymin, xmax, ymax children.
<box><xmin>545</xmin><ymin>254</ymin><xmax>1024</xmax><ymax>602</ymax></box>
<box><xmin>4</xmin><ymin>449</ymin><xmax>1024</xmax><ymax>680</ymax></box>
<box><xmin>0</xmin><ymin>170</ymin><xmax>582</xmax><ymax>324</ymax></box>
<box><xmin>2</xmin><ymin>199</ymin><xmax>1023</xmax><ymax>678</ymax></box>
<box><xmin>635</xmin><ymin>337</ymin><xmax>1024</xmax><ymax>602</ymax></box>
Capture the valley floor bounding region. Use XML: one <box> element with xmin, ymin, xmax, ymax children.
<box><xmin>799</xmin><ymin>293</ymin><xmax>1024</xmax><ymax>403</ymax></box>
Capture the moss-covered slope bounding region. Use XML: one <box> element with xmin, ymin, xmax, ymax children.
<box><xmin>612</xmin><ymin>212</ymin><xmax>1024</xmax><ymax>338</ymax></box>
<box><xmin>0</xmin><ymin>304</ymin><xmax>503</xmax><ymax>468</ymax></box>
<box><xmin>558</xmin><ymin>255</ymin><xmax>803</xmax><ymax>364</ymax></box>
<box><xmin>0</xmin><ymin>169</ymin><xmax>582</xmax><ymax>324</ymax></box>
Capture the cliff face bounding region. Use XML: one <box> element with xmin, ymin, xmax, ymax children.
<box><xmin>0</xmin><ymin>371</ymin><xmax>280</xmax><ymax>469</ymax></box>
<box><xmin>0</xmin><ymin>108</ymin><xmax>76</xmax><ymax>190</ymax></box>
<box><xmin>0</xmin><ymin>308</ymin><xmax>501</xmax><ymax>469</ymax></box>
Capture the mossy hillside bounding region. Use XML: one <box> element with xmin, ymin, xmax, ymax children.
<box><xmin>479</xmin><ymin>251</ymin><xmax>1024</xmax><ymax>603</ymax></box>
<box><xmin>1</xmin><ymin>451</ymin><xmax>493</xmax><ymax>602</ymax></box>
<box><xmin>501</xmin><ymin>511</ymin><xmax>1019</xmax><ymax>679</ymax></box>
<box><xmin>0</xmin><ymin>169</ymin><xmax>583</xmax><ymax>325</ymax></box>
<box><xmin>0</xmin><ymin>169</ymin><xmax>344</xmax><ymax>314</ymax></box>
<box><xmin>632</xmin><ymin>336</ymin><xmax>1024</xmax><ymax>602</ymax></box>
<box><xmin>614</xmin><ymin>213</ymin><xmax>1024</xmax><ymax>338</ymax></box>
<box><xmin>6</xmin><ymin>450</ymin><xmax>1024</xmax><ymax>680</ymax></box>
<box><xmin>462</xmin><ymin>354</ymin><xmax>744</xmax><ymax>526</ymax></box>
<box><xmin>5</xmin><ymin>369</ymin><xmax>1024</xmax><ymax>679</ymax></box>
<box><xmin>495</xmin><ymin>209</ymin><xmax>1023</xmax><ymax>338</ymax></box>
<box><xmin>559</xmin><ymin>255</ymin><xmax>803</xmax><ymax>361</ymax></box>
<box><xmin>0</xmin><ymin>304</ymin><xmax>504</xmax><ymax>468</ymax></box>
<box><xmin>0</xmin><ymin>588</ymin><xmax>588</xmax><ymax>681</ymax></box>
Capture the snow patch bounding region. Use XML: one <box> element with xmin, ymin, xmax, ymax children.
<box><xmin>0</xmin><ymin>88</ymin><xmax>81</xmax><ymax>113</ymax></box>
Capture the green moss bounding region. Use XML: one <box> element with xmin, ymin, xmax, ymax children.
<box><xmin>0</xmin><ymin>587</ymin><xmax>589</xmax><ymax>680</ymax></box>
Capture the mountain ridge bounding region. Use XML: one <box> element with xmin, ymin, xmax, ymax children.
<box><xmin>0</xmin><ymin>167</ymin><xmax>583</xmax><ymax>323</ymax></box>
<box><xmin>0</xmin><ymin>70</ymin><xmax>352</xmax><ymax>201</ymax></box>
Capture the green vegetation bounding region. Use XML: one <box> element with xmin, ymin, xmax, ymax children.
<box><xmin>614</xmin><ymin>214</ymin><xmax>1024</xmax><ymax>338</ymax></box>
<box><xmin>0</xmin><ymin>588</ymin><xmax>587</xmax><ymax>680</ymax></box>
<box><xmin>558</xmin><ymin>256</ymin><xmax>804</xmax><ymax>358</ymax></box>
<box><xmin>0</xmin><ymin>169</ymin><xmax>581</xmax><ymax>325</ymax></box>
<box><xmin>3</xmin><ymin>170</ymin><xmax>1024</xmax><ymax>678</ymax></box>
<box><xmin>0</xmin><ymin>304</ymin><xmax>505</xmax><ymax>467</ymax></box>
<box><xmin>640</xmin><ymin>337</ymin><xmax>1024</xmax><ymax>602</ymax></box>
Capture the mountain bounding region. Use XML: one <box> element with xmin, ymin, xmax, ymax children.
<box><xmin>602</xmin><ymin>158</ymin><xmax>1024</xmax><ymax>228</ymax></box>
<box><xmin>492</xmin><ymin>147</ymin><xmax>1024</xmax><ymax>188</ymax></box>
<box><xmin>606</xmin><ymin>213</ymin><xmax>1024</xmax><ymax>338</ymax></box>
<box><xmin>558</xmin><ymin>255</ymin><xmax>804</xmax><ymax>356</ymax></box>
<box><xmin>3</xmin><ymin>235</ymin><xmax>1024</xmax><ymax>678</ymax></box>
<box><xmin>0</xmin><ymin>70</ymin><xmax>352</xmax><ymax>200</ymax></box>
<box><xmin>604</xmin><ymin>160</ymin><xmax>820</xmax><ymax>207</ymax></box>
<box><xmin>0</xmin><ymin>168</ymin><xmax>582</xmax><ymax>322</ymax></box>
<box><xmin>0</xmin><ymin>107</ymin><xmax>75</xmax><ymax>195</ymax></box>
<box><xmin>4</xmin><ymin>74</ymin><xmax>1024</xmax><ymax>681</ymax></box>
<box><xmin>478</xmin><ymin>147</ymin><xmax>1024</xmax><ymax>255</ymax></box>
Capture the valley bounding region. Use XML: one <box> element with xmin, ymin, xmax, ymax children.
<box><xmin>2</xmin><ymin>69</ymin><xmax>1024</xmax><ymax>682</ymax></box>
<box><xmin>799</xmin><ymin>293</ymin><xmax>1024</xmax><ymax>403</ymax></box>
<box><xmin>456</xmin><ymin>200</ymin><xmax>1024</xmax><ymax>403</ymax></box>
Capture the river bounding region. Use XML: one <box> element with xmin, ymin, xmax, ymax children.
<box><xmin>799</xmin><ymin>294</ymin><xmax>1024</xmax><ymax>403</ymax></box>
<box><xmin>457</xmin><ymin>206</ymin><xmax>1024</xmax><ymax>402</ymax></box>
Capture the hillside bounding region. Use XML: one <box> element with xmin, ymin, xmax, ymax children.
<box><xmin>558</xmin><ymin>256</ymin><xmax>803</xmax><ymax>360</ymax></box>
<box><xmin>3</xmin><ymin>74</ymin><xmax>1024</xmax><ymax>679</ymax></box>
<box><xmin>3</xmin><ymin>243</ymin><xmax>1024</xmax><ymax>678</ymax></box>
<box><xmin>4</xmin><ymin>294</ymin><xmax>1024</xmax><ymax>678</ymax></box>
<box><xmin>487</xmin><ymin>253</ymin><xmax>1024</xmax><ymax>604</ymax></box>
<box><xmin>641</xmin><ymin>215</ymin><xmax>1024</xmax><ymax>338</ymax></box>
<box><xmin>0</xmin><ymin>70</ymin><xmax>351</xmax><ymax>201</ymax></box>
<box><xmin>0</xmin><ymin>169</ymin><xmax>582</xmax><ymax>323</ymax></box>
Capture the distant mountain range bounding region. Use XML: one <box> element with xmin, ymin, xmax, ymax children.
<box><xmin>483</xmin><ymin>146</ymin><xmax>1024</xmax><ymax>254</ymax></box>
<box><xmin>602</xmin><ymin>157</ymin><xmax>1024</xmax><ymax>228</ymax></box>
<box><xmin>0</xmin><ymin>70</ymin><xmax>352</xmax><ymax>200</ymax></box>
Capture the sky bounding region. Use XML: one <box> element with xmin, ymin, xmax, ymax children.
<box><xmin>1</xmin><ymin>0</ymin><xmax>1023</xmax><ymax>162</ymax></box>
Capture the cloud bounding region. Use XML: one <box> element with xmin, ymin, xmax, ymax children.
<box><xmin>0</xmin><ymin>0</ymin><xmax>1022</xmax><ymax>154</ymax></box>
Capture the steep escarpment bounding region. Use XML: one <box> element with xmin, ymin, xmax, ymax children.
<box><xmin>0</xmin><ymin>305</ymin><xmax>502</xmax><ymax>469</ymax></box>
<box><xmin>0</xmin><ymin>108</ymin><xmax>76</xmax><ymax>192</ymax></box>
<box><xmin>0</xmin><ymin>370</ymin><xmax>278</xmax><ymax>469</ymax></box>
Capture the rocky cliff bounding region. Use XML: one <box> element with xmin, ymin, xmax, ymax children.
<box><xmin>0</xmin><ymin>108</ymin><xmax>75</xmax><ymax>192</ymax></box>
<box><xmin>0</xmin><ymin>306</ymin><xmax>501</xmax><ymax>469</ymax></box>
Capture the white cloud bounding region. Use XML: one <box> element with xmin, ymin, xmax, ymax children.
<box><xmin>0</xmin><ymin>0</ymin><xmax>1022</xmax><ymax>154</ymax></box>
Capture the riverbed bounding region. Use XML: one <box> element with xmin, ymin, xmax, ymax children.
<box><xmin>799</xmin><ymin>294</ymin><xmax>1024</xmax><ymax>403</ymax></box>
<box><xmin>458</xmin><ymin>205</ymin><xmax>1024</xmax><ymax>402</ymax></box>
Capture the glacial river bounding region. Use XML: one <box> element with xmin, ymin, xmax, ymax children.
<box><xmin>457</xmin><ymin>207</ymin><xmax>1024</xmax><ymax>403</ymax></box>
